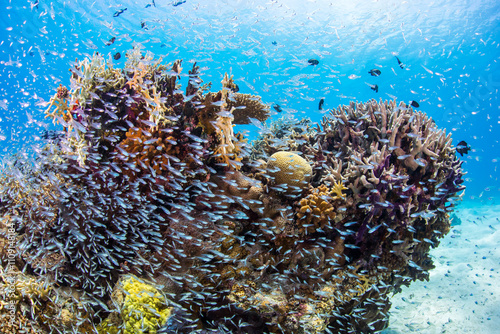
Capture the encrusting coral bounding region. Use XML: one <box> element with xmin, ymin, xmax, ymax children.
<box><xmin>0</xmin><ymin>47</ymin><xmax>466</xmax><ymax>333</ymax></box>
<box><xmin>97</xmin><ymin>276</ymin><xmax>172</xmax><ymax>334</ymax></box>
<box><xmin>296</xmin><ymin>181</ymin><xmax>347</xmax><ymax>235</ymax></box>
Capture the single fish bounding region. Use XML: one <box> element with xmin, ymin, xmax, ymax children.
<box><xmin>31</xmin><ymin>0</ymin><xmax>39</xmax><ymax>10</ymax></box>
<box><xmin>141</xmin><ymin>21</ymin><xmax>148</xmax><ymax>29</ymax></box>
<box><xmin>105</xmin><ymin>37</ymin><xmax>116</xmax><ymax>46</ymax></box>
<box><xmin>113</xmin><ymin>8</ymin><xmax>127</xmax><ymax>17</ymax></box>
<box><xmin>370</xmin><ymin>84</ymin><xmax>379</xmax><ymax>93</ymax></box>
<box><xmin>145</xmin><ymin>0</ymin><xmax>156</xmax><ymax>8</ymax></box>
<box><xmin>410</xmin><ymin>100</ymin><xmax>419</xmax><ymax>108</ymax></box>
<box><xmin>456</xmin><ymin>140</ymin><xmax>471</xmax><ymax>156</ymax></box>
<box><xmin>368</xmin><ymin>69</ymin><xmax>381</xmax><ymax>76</ymax></box>
<box><xmin>173</xmin><ymin>0</ymin><xmax>186</xmax><ymax>6</ymax></box>
<box><xmin>273</xmin><ymin>104</ymin><xmax>282</xmax><ymax>113</ymax></box>
<box><xmin>113</xmin><ymin>52</ymin><xmax>121</xmax><ymax>60</ymax></box>
<box><xmin>395</xmin><ymin>56</ymin><xmax>405</xmax><ymax>69</ymax></box>
<box><xmin>318</xmin><ymin>98</ymin><xmax>325</xmax><ymax>110</ymax></box>
<box><xmin>308</xmin><ymin>59</ymin><xmax>319</xmax><ymax>66</ymax></box>
<box><xmin>272</xmin><ymin>41</ymin><xmax>277</xmax><ymax>45</ymax></box>
<box><xmin>231</xmin><ymin>84</ymin><xmax>239</xmax><ymax>93</ymax></box>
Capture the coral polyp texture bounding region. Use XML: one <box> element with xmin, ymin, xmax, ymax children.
<box><xmin>0</xmin><ymin>48</ymin><xmax>465</xmax><ymax>333</ymax></box>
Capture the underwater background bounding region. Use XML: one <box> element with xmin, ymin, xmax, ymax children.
<box><xmin>0</xmin><ymin>0</ymin><xmax>499</xmax><ymax>333</ymax></box>
<box><xmin>1</xmin><ymin>0</ymin><xmax>499</xmax><ymax>201</ymax></box>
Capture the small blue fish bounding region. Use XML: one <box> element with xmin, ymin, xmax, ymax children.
<box><xmin>173</xmin><ymin>0</ymin><xmax>186</xmax><ymax>6</ymax></box>
<box><xmin>113</xmin><ymin>8</ymin><xmax>127</xmax><ymax>17</ymax></box>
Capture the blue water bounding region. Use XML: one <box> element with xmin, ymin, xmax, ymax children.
<box><xmin>1</xmin><ymin>0</ymin><xmax>499</xmax><ymax>202</ymax></box>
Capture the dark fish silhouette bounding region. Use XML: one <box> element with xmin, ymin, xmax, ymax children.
<box><xmin>318</xmin><ymin>99</ymin><xmax>325</xmax><ymax>110</ymax></box>
<box><xmin>141</xmin><ymin>21</ymin><xmax>148</xmax><ymax>29</ymax></box>
<box><xmin>456</xmin><ymin>141</ymin><xmax>471</xmax><ymax>156</ymax></box>
<box><xmin>370</xmin><ymin>84</ymin><xmax>379</xmax><ymax>93</ymax></box>
<box><xmin>105</xmin><ymin>37</ymin><xmax>116</xmax><ymax>46</ymax></box>
<box><xmin>31</xmin><ymin>0</ymin><xmax>39</xmax><ymax>10</ymax></box>
<box><xmin>145</xmin><ymin>0</ymin><xmax>156</xmax><ymax>8</ymax></box>
<box><xmin>308</xmin><ymin>59</ymin><xmax>319</xmax><ymax>66</ymax></box>
<box><xmin>230</xmin><ymin>84</ymin><xmax>239</xmax><ymax>93</ymax></box>
<box><xmin>41</xmin><ymin>130</ymin><xmax>64</xmax><ymax>141</ymax></box>
<box><xmin>173</xmin><ymin>0</ymin><xmax>186</xmax><ymax>6</ymax></box>
<box><xmin>272</xmin><ymin>41</ymin><xmax>277</xmax><ymax>45</ymax></box>
<box><xmin>410</xmin><ymin>100</ymin><xmax>419</xmax><ymax>108</ymax></box>
<box><xmin>368</xmin><ymin>69</ymin><xmax>381</xmax><ymax>76</ymax></box>
<box><xmin>113</xmin><ymin>52</ymin><xmax>121</xmax><ymax>60</ymax></box>
<box><xmin>113</xmin><ymin>8</ymin><xmax>127</xmax><ymax>17</ymax></box>
<box><xmin>273</xmin><ymin>104</ymin><xmax>282</xmax><ymax>113</ymax></box>
<box><xmin>395</xmin><ymin>56</ymin><xmax>405</xmax><ymax>69</ymax></box>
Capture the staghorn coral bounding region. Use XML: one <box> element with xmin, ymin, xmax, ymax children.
<box><xmin>1</xmin><ymin>46</ymin><xmax>466</xmax><ymax>334</ymax></box>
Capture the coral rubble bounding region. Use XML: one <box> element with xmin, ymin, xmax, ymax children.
<box><xmin>0</xmin><ymin>49</ymin><xmax>465</xmax><ymax>333</ymax></box>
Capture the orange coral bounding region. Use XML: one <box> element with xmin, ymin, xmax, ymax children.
<box><xmin>116</xmin><ymin>127</ymin><xmax>181</xmax><ymax>178</ymax></box>
<box><xmin>296</xmin><ymin>181</ymin><xmax>346</xmax><ymax>235</ymax></box>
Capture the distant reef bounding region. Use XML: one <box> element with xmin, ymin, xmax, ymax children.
<box><xmin>0</xmin><ymin>47</ymin><xmax>465</xmax><ymax>333</ymax></box>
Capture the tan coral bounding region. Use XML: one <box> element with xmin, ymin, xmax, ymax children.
<box><xmin>267</xmin><ymin>151</ymin><xmax>312</xmax><ymax>195</ymax></box>
<box><xmin>228</xmin><ymin>93</ymin><xmax>269</xmax><ymax>124</ymax></box>
<box><xmin>220</xmin><ymin>73</ymin><xmax>270</xmax><ymax>124</ymax></box>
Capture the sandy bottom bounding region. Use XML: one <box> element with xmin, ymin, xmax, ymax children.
<box><xmin>382</xmin><ymin>202</ymin><xmax>500</xmax><ymax>333</ymax></box>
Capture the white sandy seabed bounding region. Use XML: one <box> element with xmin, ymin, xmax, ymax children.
<box><xmin>382</xmin><ymin>202</ymin><xmax>500</xmax><ymax>334</ymax></box>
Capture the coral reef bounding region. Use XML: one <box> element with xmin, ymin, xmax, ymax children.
<box><xmin>0</xmin><ymin>49</ymin><xmax>465</xmax><ymax>333</ymax></box>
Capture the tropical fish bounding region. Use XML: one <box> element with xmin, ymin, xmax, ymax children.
<box><xmin>368</xmin><ymin>69</ymin><xmax>381</xmax><ymax>76</ymax></box>
<box><xmin>173</xmin><ymin>0</ymin><xmax>186</xmax><ymax>6</ymax></box>
<box><xmin>308</xmin><ymin>59</ymin><xmax>319</xmax><ymax>66</ymax></box>
<box><xmin>231</xmin><ymin>84</ymin><xmax>239</xmax><ymax>93</ymax></box>
<box><xmin>141</xmin><ymin>21</ymin><xmax>148</xmax><ymax>29</ymax></box>
<box><xmin>410</xmin><ymin>100</ymin><xmax>419</xmax><ymax>108</ymax></box>
<box><xmin>395</xmin><ymin>56</ymin><xmax>405</xmax><ymax>69</ymax></box>
<box><xmin>113</xmin><ymin>8</ymin><xmax>127</xmax><ymax>17</ymax></box>
<box><xmin>105</xmin><ymin>37</ymin><xmax>116</xmax><ymax>46</ymax></box>
<box><xmin>370</xmin><ymin>84</ymin><xmax>379</xmax><ymax>93</ymax></box>
<box><xmin>273</xmin><ymin>104</ymin><xmax>282</xmax><ymax>113</ymax></box>
<box><xmin>113</xmin><ymin>52</ymin><xmax>121</xmax><ymax>60</ymax></box>
<box><xmin>456</xmin><ymin>141</ymin><xmax>471</xmax><ymax>156</ymax></box>
<box><xmin>272</xmin><ymin>41</ymin><xmax>277</xmax><ymax>45</ymax></box>
<box><xmin>318</xmin><ymin>98</ymin><xmax>325</xmax><ymax>110</ymax></box>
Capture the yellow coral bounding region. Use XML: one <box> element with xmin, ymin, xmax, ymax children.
<box><xmin>267</xmin><ymin>151</ymin><xmax>312</xmax><ymax>195</ymax></box>
<box><xmin>98</xmin><ymin>276</ymin><xmax>172</xmax><ymax>334</ymax></box>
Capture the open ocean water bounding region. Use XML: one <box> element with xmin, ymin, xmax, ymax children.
<box><xmin>0</xmin><ymin>0</ymin><xmax>499</xmax><ymax>333</ymax></box>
